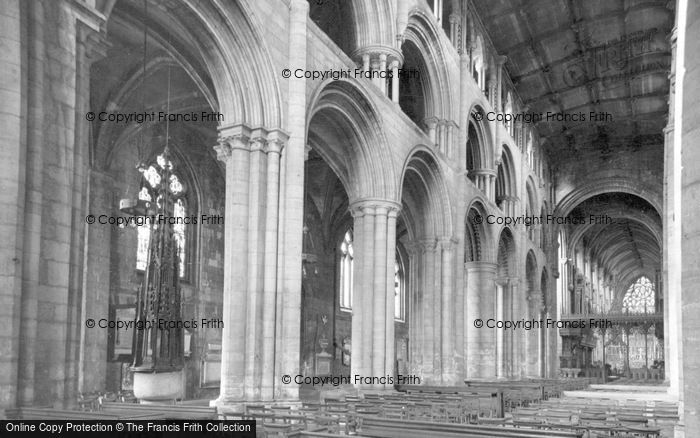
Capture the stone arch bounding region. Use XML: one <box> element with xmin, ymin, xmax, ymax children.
<box><xmin>306</xmin><ymin>79</ymin><xmax>398</xmax><ymax>201</ymax></box>
<box><xmin>399</xmin><ymin>146</ymin><xmax>454</xmax><ymax>239</ymax></box>
<box><xmin>526</xmin><ymin>250</ymin><xmax>538</xmax><ymax>295</ymax></box>
<box><xmin>496</xmin><ymin>227</ymin><xmax>516</xmax><ymax>279</ymax></box>
<box><xmin>98</xmin><ymin>0</ymin><xmax>284</xmax><ymax>156</ymax></box>
<box><xmin>525</xmin><ymin>177</ymin><xmax>538</xmax><ymax>216</ymax></box>
<box><xmin>465</xmin><ymin>199</ymin><xmax>493</xmax><ymax>263</ymax></box>
<box><xmin>555</xmin><ymin>177</ymin><xmax>662</xmax><ymax>218</ymax></box>
<box><xmin>495</xmin><ymin>145</ymin><xmax>517</xmax><ymax>210</ymax></box>
<box><xmin>402</xmin><ymin>9</ymin><xmax>455</xmax><ymax>123</ymax></box>
<box><xmin>466</xmin><ymin>104</ymin><xmax>493</xmax><ymax>175</ymax></box>
<box><xmin>350</xmin><ymin>0</ymin><xmax>396</xmax><ymax>50</ymax></box>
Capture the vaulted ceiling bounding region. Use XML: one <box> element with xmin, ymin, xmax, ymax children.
<box><xmin>472</xmin><ymin>0</ymin><xmax>673</xmax><ymax>166</ymax></box>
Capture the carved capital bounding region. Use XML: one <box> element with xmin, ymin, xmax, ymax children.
<box><xmin>215</xmin><ymin>125</ymin><xmax>253</xmax><ymax>162</ymax></box>
<box><xmin>349</xmin><ymin>198</ymin><xmax>401</xmax><ymax>218</ymax></box>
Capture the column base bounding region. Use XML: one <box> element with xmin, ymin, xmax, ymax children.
<box><xmin>133</xmin><ymin>370</ymin><xmax>185</xmax><ymax>403</ymax></box>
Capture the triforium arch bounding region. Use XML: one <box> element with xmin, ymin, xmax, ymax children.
<box><xmin>307</xmin><ymin>79</ymin><xmax>398</xmax><ymax>201</ymax></box>
<box><xmin>525</xmin><ymin>176</ymin><xmax>539</xmax><ymax>242</ymax></box>
<box><xmin>466</xmin><ymin>104</ymin><xmax>494</xmax><ymax>188</ymax></box>
<box><xmin>495</xmin><ymin>145</ymin><xmax>518</xmax><ymax>215</ymax></box>
<box><xmin>400</xmin><ymin>146</ymin><xmax>458</xmax><ymax>384</ymax></box>
<box><xmin>402</xmin><ymin>10</ymin><xmax>456</xmax><ymax>135</ymax></box>
<box><xmin>309</xmin><ymin>0</ymin><xmax>395</xmax><ymax>57</ymax></box>
<box><xmin>464</xmin><ymin>198</ymin><xmax>494</xmax><ymax>263</ymax></box>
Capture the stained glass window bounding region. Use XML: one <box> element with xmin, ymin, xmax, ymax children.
<box><xmin>339</xmin><ymin>230</ymin><xmax>353</xmax><ymax>311</ymax></box>
<box><xmin>622</xmin><ymin>276</ymin><xmax>655</xmax><ymax>314</ymax></box>
<box><xmin>136</xmin><ymin>154</ymin><xmax>187</xmax><ymax>277</ymax></box>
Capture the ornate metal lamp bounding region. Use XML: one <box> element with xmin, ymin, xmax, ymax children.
<box><xmin>126</xmin><ymin>147</ymin><xmax>185</xmax><ymax>373</ymax></box>
<box><xmin>120</xmin><ymin>147</ymin><xmax>186</xmax><ymax>401</ymax></box>
<box><xmin>118</xmin><ymin>0</ymin><xmax>185</xmax><ymax>401</ymax></box>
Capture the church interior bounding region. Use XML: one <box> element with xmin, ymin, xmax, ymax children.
<box><xmin>1</xmin><ymin>0</ymin><xmax>699</xmax><ymax>436</ymax></box>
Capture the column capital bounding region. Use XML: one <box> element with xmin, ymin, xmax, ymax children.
<box><xmin>496</xmin><ymin>55</ymin><xmax>508</xmax><ymax>67</ymax></box>
<box><xmin>265</xmin><ymin>129</ymin><xmax>289</xmax><ymax>155</ymax></box>
<box><xmin>422</xmin><ymin>116</ymin><xmax>440</xmax><ymax>129</ymax></box>
<box><xmin>469</xmin><ymin>168</ymin><xmax>497</xmax><ymax>178</ymax></box>
<box><xmin>419</xmin><ymin>237</ymin><xmax>439</xmax><ymax>252</ymax></box>
<box><xmin>464</xmin><ymin>261</ymin><xmax>498</xmax><ymax>273</ymax></box>
<box><xmin>215</xmin><ymin>125</ymin><xmax>254</xmax><ymax>162</ymax></box>
<box><xmin>495</xmin><ymin>277</ymin><xmax>510</xmax><ymax>287</ymax></box>
<box><xmin>438</xmin><ymin>236</ymin><xmax>459</xmax><ymax>250</ymax></box>
<box><xmin>404</xmin><ymin>240</ymin><xmax>422</xmax><ymax>256</ymax></box>
<box><xmin>351</xmin><ymin>45</ymin><xmax>404</xmax><ymax>68</ymax></box>
<box><xmin>77</xmin><ymin>25</ymin><xmax>110</xmax><ymax>64</ymax></box>
<box><xmin>349</xmin><ymin>198</ymin><xmax>401</xmax><ymax>217</ymax></box>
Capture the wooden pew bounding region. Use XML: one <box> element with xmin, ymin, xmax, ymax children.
<box><xmin>397</xmin><ymin>385</ymin><xmax>504</xmax><ymax>417</ymax></box>
<box><xmin>99</xmin><ymin>401</ymin><xmax>217</xmax><ymax>419</ymax></box>
<box><xmin>6</xmin><ymin>407</ymin><xmax>162</xmax><ymax>420</ymax></box>
<box><xmin>358</xmin><ymin>416</ymin><xmax>583</xmax><ymax>438</ymax></box>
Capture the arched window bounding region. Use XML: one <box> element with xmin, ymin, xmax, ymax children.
<box><xmin>136</xmin><ymin>153</ymin><xmax>188</xmax><ymax>278</ymax></box>
<box><xmin>623</xmin><ymin>277</ymin><xmax>655</xmax><ymax>314</ymax></box>
<box><xmin>339</xmin><ymin>230</ymin><xmax>354</xmax><ymax>311</ymax></box>
<box><xmin>473</xmin><ymin>36</ymin><xmax>484</xmax><ymax>90</ymax></box>
<box><xmin>504</xmin><ymin>93</ymin><xmax>514</xmax><ymax>135</ymax></box>
<box><xmin>394</xmin><ymin>256</ymin><xmax>405</xmax><ymax>321</ymax></box>
<box><xmin>526</xmin><ymin>131</ymin><xmax>534</xmax><ymax>168</ymax></box>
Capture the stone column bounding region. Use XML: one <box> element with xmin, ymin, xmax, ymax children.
<box><xmin>424</xmin><ymin>117</ymin><xmax>439</xmax><ymax>147</ymax></box>
<box><xmin>79</xmin><ymin>169</ymin><xmax>113</xmax><ymax>396</ymax></box>
<box><xmin>260</xmin><ymin>132</ymin><xmax>286</xmax><ymax>400</ymax></box>
<box><xmin>353</xmin><ymin>48</ymin><xmax>402</xmax><ymax>99</ymax></box>
<box><xmin>465</xmin><ymin>262</ymin><xmax>497</xmax><ymax>378</ymax></box>
<box><xmin>0</xmin><ymin>0</ymin><xmax>24</xmax><ymax>408</ymax></box>
<box><xmin>17</xmin><ymin>0</ymin><xmax>105</xmax><ymax>408</ymax></box>
<box><xmin>663</xmin><ymin>24</ymin><xmax>681</xmax><ymax>398</ymax></box>
<box><xmin>277</xmin><ymin>0</ymin><xmax>308</xmax><ymax>401</ymax></box>
<box><xmin>495</xmin><ymin>279</ymin><xmax>507</xmax><ymax>378</ymax></box>
<box><xmin>215</xmin><ymin>128</ymin><xmax>252</xmax><ymax>403</ymax></box>
<box><xmin>14</xmin><ymin>0</ymin><xmax>44</xmax><ymax>405</ymax></box>
<box><xmin>449</xmin><ymin>13</ymin><xmax>460</xmax><ymax>48</ymax></box>
<box><xmin>488</xmin><ymin>58</ymin><xmax>498</xmax><ymax>109</ymax></box>
<box><xmin>495</xmin><ymin>56</ymin><xmax>506</xmax><ymax>113</ymax></box>
<box><xmin>439</xmin><ymin>238</ymin><xmax>456</xmax><ymax>384</ymax></box>
<box><xmin>391</xmin><ymin>60</ymin><xmax>400</xmax><ymax>103</ymax></box>
<box><xmin>350</xmin><ymin>200</ymin><xmax>401</xmax><ymax>389</ymax></box>
<box><xmin>406</xmin><ymin>242</ymin><xmax>423</xmax><ymax>376</ymax></box>
<box><xmin>681</xmin><ymin>0</ymin><xmax>700</xmax><ymax>428</ymax></box>
<box><xmin>415</xmin><ymin>238</ymin><xmax>438</xmax><ymax>382</ymax></box>
<box><xmin>215</xmin><ymin>127</ymin><xmax>289</xmax><ymax>404</ymax></box>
